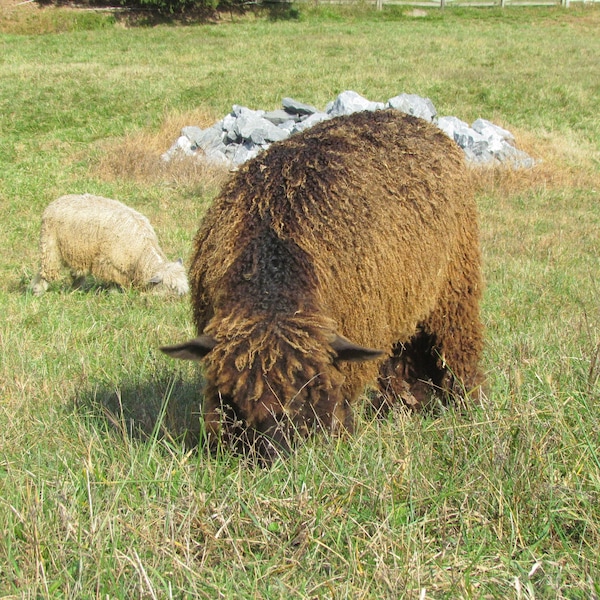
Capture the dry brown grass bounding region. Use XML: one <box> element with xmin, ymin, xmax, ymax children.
<box><xmin>95</xmin><ymin>108</ymin><xmax>231</xmax><ymax>194</ymax></box>
<box><xmin>468</xmin><ymin>127</ymin><xmax>600</xmax><ymax>198</ymax></box>
<box><xmin>0</xmin><ymin>0</ymin><xmax>39</xmax><ymax>34</ymax></box>
<box><xmin>0</xmin><ymin>0</ymin><xmax>112</xmax><ymax>34</ymax></box>
<box><xmin>98</xmin><ymin>108</ymin><xmax>599</xmax><ymax>207</ymax></box>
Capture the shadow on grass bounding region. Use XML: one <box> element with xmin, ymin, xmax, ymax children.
<box><xmin>103</xmin><ymin>3</ymin><xmax>300</xmax><ymax>26</ymax></box>
<box><xmin>33</xmin><ymin>0</ymin><xmax>300</xmax><ymax>26</ymax></box>
<box><xmin>19</xmin><ymin>273</ymin><xmax>184</xmax><ymax>297</ymax></box>
<box><xmin>76</xmin><ymin>373</ymin><xmax>205</xmax><ymax>450</ymax></box>
<box><xmin>263</xmin><ymin>1</ymin><xmax>300</xmax><ymax>21</ymax></box>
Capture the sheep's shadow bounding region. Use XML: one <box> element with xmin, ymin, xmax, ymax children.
<box><xmin>76</xmin><ymin>373</ymin><xmax>205</xmax><ymax>449</ymax></box>
<box><xmin>19</xmin><ymin>272</ymin><xmax>126</xmax><ymax>296</ymax></box>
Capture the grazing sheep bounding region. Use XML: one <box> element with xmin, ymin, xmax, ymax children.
<box><xmin>162</xmin><ymin>110</ymin><xmax>484</xmax><ymax>460</ymax></box>
<box><xmin>31</xmin><ymin>194</ymin><xmax>189</xmax><ymax>296</ymax></box>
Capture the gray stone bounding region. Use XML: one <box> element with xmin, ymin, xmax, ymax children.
<box><xmin>233</xmin><ymin>112</ymin><xmax>264</xmax><ymax>141</ymax></box>
<box><xmin>225</xmin><ymin>128</ymin><xmax>239</xmax><ymax>144</ymax></box>
<box><xmin>470</xmin><ymin>119</ymin><xmax>534</xmax><ymax>167</ymax></box>
<box><xmin>234</xmin><ymin>114</ymin><xmax>289</xmax><ymax>145</ymax></box>
<box><xmin>203</xmin><ymin>146</ymin><xmax>230</xmax><ymax>166</ymax></box>
<box><xmin>437</xmin><ymin>115</ymin><xmax>535</xmax><ymax>167</ymax></box>
<box><xmin>436</xmin><ymin>116</ymin><xmax>471</xmax><ymax>141</ymax></box>
<box><xmin>231</xmin><ymin>104</ymin><xmax>265</xmax><ymax>119</ymax></box>
<box><xmin>471</xmin><ymin>118</ymin><xmax>515</xmax><ymax>159</ymax></box>
<box><xmin>277</xmin><ymin>119</ymin><xmax>297</xmax><ymax>135</ymax></box>
<box><xmin>160</xmin><ymin>135</ymin><xmax>196</xmax><ymax>161</ymax></box>
<box><xmin>472</xmin><ymin>118</ymin><xmax>515</xmax><ymax>143</ymax></box>
<box><xmin>282</xmin><ymin>97</ymin><xmax>319</xmax><ymax>116</ymax></box>
<box><xmin>255</xmin><ymin>119</ymin><xmax>290</xmax><ymax>143</ymax></box>
<box><xmin>327</xmin><ymin>91</ymin><xmax>385</xmax><ymax>117</ymax></box>
<box><xmin>386</xmin><ymin>93</ymin><xmax>437</xmax><ymax>122</ymax></box>
<box><xmin>264</xmin><ymin>109</ymin><xmax>300</xmax><ymax>125</ymax></box>
<box><xmin>463</xmin><ymin>146</ymin><xmax>495</xmax><ymax>165</ymax></box>
<box><xmin>192</xmin><ymin>125</ymin><xmax>226</xmax><ymax>152</ymax></box>
<box><xmin>292</xmin><ymin>112</ymin><xmax>331</xmax><ymax>133</ymax></box>
<box><xmin>437</xmin><ymin>116</ymin><xmax>493</xmax><ymax>163</ymax></box>
<box><xmin>221</xmin><ymin>113</ymin><xmax>236</xmax><ymax>130</ymax></box>
<box><xmin>455</xmin><ymin>128</ymin><xmax>488</xmax><ymax>155</ymax></box>
<box><xmin>218</xmin><ymin>116</ymin><xmax>238</xmax><ymax>143</ymax></box>
<box><xmin>181</xmin><ymin>126</ymin><xmax>205</xmax><ymax>146</ymax></box>
<box><xmin>161</xmin><ymin>91</ymin><xmax>534</xmax><ymax>170</ymax></box>
<box><xmin>492</xmin><ymin>144</ymin><xmax>535</xmax><ymax>169</ymax></box>
<box><xmin>227</xmin><ymin>141</ymin><xmax>264</xmax><ymax>166</ymax></box>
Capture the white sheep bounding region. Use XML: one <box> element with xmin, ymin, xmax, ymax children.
<box><xmin>30</xmin><ymin>194</ymin><xmax>189</xmax><ymax>296</ymax></box>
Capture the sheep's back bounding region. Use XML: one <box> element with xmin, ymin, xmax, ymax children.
<box><xmin>43</xmin><ymin>194</ymin><xmax>165</xmax><ymax>280</ymax></box>
<box><xmin>190</xmin><ymin>110</ymin><xmax>477</xmax><ymax>350</ymax></box>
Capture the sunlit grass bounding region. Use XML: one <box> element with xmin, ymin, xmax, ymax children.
<box><xmin>1</xmin><ymin>3</ymin><xmax>599</xmax><ymax>598</ymax></box>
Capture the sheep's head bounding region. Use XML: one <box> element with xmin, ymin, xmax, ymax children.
<box><xmin>149</xmin><ymin>258</ymin><xmax>189</xmax><ymax>296</ymax></box>
<box><xmin>161</xmin><ymin>316</ymin><xmax>382</xmax><ymax>462</ymax></box>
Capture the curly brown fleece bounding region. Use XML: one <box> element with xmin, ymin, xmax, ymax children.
<box><xmin>162</xmin><ymin>109</ymin><xmax>484</xmax><ymax>458</ymax></box>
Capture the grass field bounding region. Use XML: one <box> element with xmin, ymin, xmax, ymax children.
<box><xmin>1</xmin><ymin>2</ymin><xmax>600</xmax><ymax>597</ymax></box>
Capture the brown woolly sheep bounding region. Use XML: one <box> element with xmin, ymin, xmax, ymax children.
<box><xmin>162</xmin><ymin>110</ymin><xmax>484</xmax><ymax>461</ymax></box>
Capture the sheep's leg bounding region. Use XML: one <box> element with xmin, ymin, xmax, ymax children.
<box><xmin>70</xmin><ymin>272</ymin><xmax>86</xmax><ymax>290</ymax></box>
<box><xmin>376</xmin><ymin>332</ymin><xmax>444</xmax><ymax>412</ymax></box>
<box><xmin>30</xmin><ymin>273</ymin><xmax>49</xmax><ymax>296</ymax></box>
<box><xmin>376</xmin><ymin>252</ymin><xmax>483</xmax><ymax>410</ymax></box>
<box><xmin>419</xmin><ymin>253</ymin><xmax>484</xmax><ymax>403</ymax></box>
<box><xmin>31</xmin><ymin>229</ymin><xmax>62</xmax><ymax>295</ymax></box>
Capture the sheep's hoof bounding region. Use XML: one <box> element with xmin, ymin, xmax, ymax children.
<box><xmin>30</xmin><ymin>275</ymin><xmax>48</xmax><ymax>296</ymax></box>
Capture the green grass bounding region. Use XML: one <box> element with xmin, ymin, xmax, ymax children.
<box><xmin>1</xmin><ymin>3</ymin><xmax>600</xmax><ymax>598</ymax></box>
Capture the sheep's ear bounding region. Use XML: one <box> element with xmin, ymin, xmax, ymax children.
<box><xmin>177</xmin><ymin>257</ymin><xmax>184</xmax><ymax>265</ymax></box>
<box><xmin>330</xmin><ymin>334</ymin><xmax>384</xmax><ymax>363</ymax></box>
<box><xmin>148</xmin><ymin>274</ymin><xmax>163</xmax><ymax>285</ymax></box>
<box><xmin>160</xmin><ymin>335</ymin><xmax>217</xmax><ymax>361</ymax></box>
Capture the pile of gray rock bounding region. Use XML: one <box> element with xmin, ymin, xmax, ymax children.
<box><xmin>162</xmin><ymin>90</ymin><xmax>534</xmax><ymax>169</ymax></box>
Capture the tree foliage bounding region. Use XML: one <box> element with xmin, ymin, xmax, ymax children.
<box><xmin>36</xmin><ymin>0</ymin><xmax>253</xmax><ymax>18</ymax></box>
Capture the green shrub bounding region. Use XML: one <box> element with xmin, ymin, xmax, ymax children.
<box><xmin>35</xmin><ymin>0</ymin><xmax>249</xmax><ymax>17</ymax></box>
<box><xmin>117</xmin><ymin>0</ymin><xmax>219</xmax><ymax>15</ymax></box>
<box><xmin>36</xmin><ymin>0</ymin><xmax>254</xmax><ymax>17</ymax></box>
